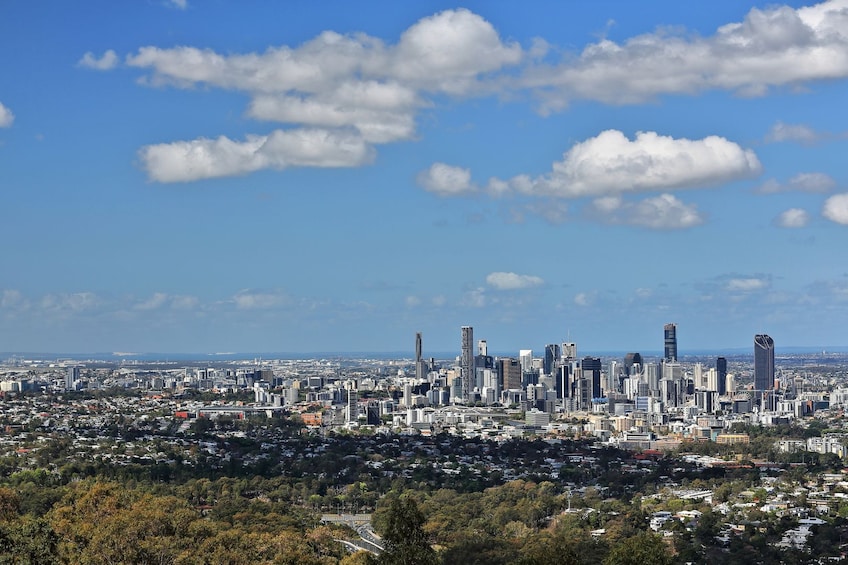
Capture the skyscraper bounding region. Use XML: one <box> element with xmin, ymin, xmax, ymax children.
<box><xmin>415</xmin><ymin>332</ymin><xmax>426</xmax><ymax>381</ymax></box>
<box><xmin>716</xmin><ymin>356</ymin><xmax>727</xmax><ymax>396</ymax></box>
<box><xmin>624</xmin><ymin>352</ymin><xmax>643</xmax><ymax>376</ymax></box>
<box><xmin>664</xmin><ymin>323</ymin><xmax>678</xmax><ymax>362</ymax></box>
<box><xmin>544</xmin><ymin>344</ymin><xmax>560</xmax><ymax>376</ymax></box>
<box><xmin>66</xmin><ymin>367</ymin><xmax>79</xmax><ymax>391</ymax></box>
<box><xmin>754</xmin><ymin>334</ymin><xmax>775</xmax><ymax>391</ymax></box>
<box><xmin>461</xmin><ymin>326</ymin><xmax>474</xmax><ymax>401</ymax></box>
<box><xmin>581</xmin><ymin>357</ymin><xmax>602</xmax><ymax>400</ymax></box>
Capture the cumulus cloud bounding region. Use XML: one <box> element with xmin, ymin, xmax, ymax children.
<box><xmin>135</xmin><ymin>292</ymin><xmax>169</xmax><ymax>311</ymax></box>
<box><xmin>167</xmin><ymin>0</ymin><xmax>188</xmax><ymax>9</ymax></box>
<box><xmin>525</xmin><ymin>0</ymin><xmax>848</xmax><ymax>110</ymax></box>
<box><xmin>586</xmin><ymin>194</ymin><xmax>704</xmax><ymax>230</ymax></box>
<box><xmin>416</xmin><ymin>163</ymin><xmax>475</xmax><ymax>196</ymax></box>
<box><xmin>139</xmin><ymin>129</ymin><xmax>374</xmax><ymax>182</ymax></box>
<box><xmin>0</xmin><ymin>102</ymin><xmax>14</xmax><ymax>128</ymax></box>
<box><xmin>232</xmin><ymin>289</ymin><xmax>290</xmax><ymax>309</ymax></box>
<box><xmin>1</xmin><ymin>290</ymin><xmax>28</xmax><ymax>310</ymax></box>
<box><xmin>775</xmin><ymin>208</ymin><xmax>810</xmax><ymax>228</ymax></box>
<box><xmin>40</xmin><ymin>292</ymin><xmax>99</xmax><ymax>312</ymax></box>
<box><xmin>486</xmin><ymin>130</ymin><xmax>760</xmax><ymax>198</ymax></box>
<box><xmin>405</xmin><ymin>295</ymin><xmax>421</xmax><ymax>308</ymax></box>
<box><xmin>765</xmin><ymin>121</ymin><xmax>822</xmax><ymax>145</ymax></box>
<box><xmin>119</xmin><ymin>9</ymin><xmax>520</xmax><ymax>182</ymax></box>
<box><xmin>823</xmin><ymin>193</ymin><xmax>848</xmax><ymax>225</ymax></box>
<box><xmin>462</xmin><ymin>287</ymin><xmax>487</xmax><ymax>308</ymax></box>
<box><xmin>756</xmin><ymin>172</ymin><xmax>835</xmax><ymax>194</ymax></box>
<box><xmin>135</xmin><ymin>292</ymin><xmax>198</xmax><ymax>310</ymax></box>
<box><xmin>486</xmin><ymin>272</ymin><xmax>544</xmax><ymax>290</ymax></box>
<box><xmin>726</xmin><ymin>277</ymin><xmax>770</xmax><ymax>292</ymax></box>
<box><xmin>78</xmin><ymin>50</ymin><xmax>119</xmax><ymax>70</ymax></box>
<box><xmin>574</xmin><ymin>292</ymin><xmax>595</xmax><ymax>307</ymax></box>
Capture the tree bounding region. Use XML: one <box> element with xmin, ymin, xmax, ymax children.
<box><xmin>379</xmin><ymin>496</ymin><xmax>438</xmax><ymax>565</ymax></box>
<box><xmin>603</xmin><ymin>531</ymin><xmax>673</xmax><ymax>565</ymax></box>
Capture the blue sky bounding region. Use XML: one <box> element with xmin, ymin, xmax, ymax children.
<box><xmin>1</xmin><ymin>0</ymin><xmax>848</xmax><ymax>355</ymax></box>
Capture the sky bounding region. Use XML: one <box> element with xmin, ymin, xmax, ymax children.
<box><xmin>1</xmin><ymin>0</ymin><xmax>848</xmax><ymax>355</ymax></box>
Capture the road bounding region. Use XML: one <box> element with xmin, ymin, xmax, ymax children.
<box><xmin>323</xmin><ymin>513</ymin><xmax>384</xmax><ymax>554</ymax></box>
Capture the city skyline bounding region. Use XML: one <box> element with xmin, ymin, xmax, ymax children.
<box><xmin>2</xmin><ymin>1</ymin><xmax>848</xmax><ymax>353</ymax></box>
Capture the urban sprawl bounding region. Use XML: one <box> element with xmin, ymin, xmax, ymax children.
<box><xmin>3</xmin><ymin>325</ymin><xmax>848</xmax><ymax>563</ymax></box>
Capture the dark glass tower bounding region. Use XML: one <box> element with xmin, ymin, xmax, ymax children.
<box><xmin>582</xmin><ymin>356</ymin><xmax>602</xmax><ymax>399</ymax></box>
<box><xmin>716</xmin><ymin>356</ymin><xmax>727</xmax><ymax>395</ymax></box>
<box><xmin>663</xmin><ymin>323</ymin><xmax>677</xmax><ymax>362</ymax></box>
<box><xmin>624</xmin><ymin>352</ymin><xmax>643</xmax><ymax>376</ymax></box>
<box><xmin>754</xmin><ymin>334</ymin><xmax>774</xmax><ymax>391</ymax></box>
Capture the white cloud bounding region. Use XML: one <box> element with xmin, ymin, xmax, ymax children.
<box><xmin>526</xmin><ymin>0</ymin><xmax>848</xmax><ymax>110</ymax></box>
<box><xmin>586</xmin><ymin>193</ymin><xmax>704</xmax><ymax>230</ymax></box>
<box><xmin>486</xmin><ymin>272</ymin><xmax>544</xmax><ymax>290</ymax></box>
<box><xmin>135</xmin><ymin>292</ymin><xmax>168</xmax><ymax>311</ymax></box>
<box><xmin>232</xmin><ymin>289</ymin><xmax>290</xmax><ymax>309</ymax></box>
<box><xmin>78</xmin><ymin>50</ymin><xmax>119</xmax><ymax>70</ymax></box>
<box><xmin>139</xmin><ymin>128</ymin><xmax>374</xmax><ymax>182</ymax></box>
<box><xmin>40</xmin><ymin>292</ymin><xmax>99</xmax><ymax>312</ymax></box>
<box><xmin>726</xmin><ymin>277</ymin><xmax>770</xmax><ymax>292</ymax></box>
<box><xmin>247</xmin><ymin>81</ymin><xmax>421</xmax><ymax>143</ymax></box>
<box><xmin>775</xmin><ymin>208</ymin><xmax>810</xmax><ymax>228</ymax></box>
<box><xmin>392</xmin><ymin>8</ymin><xmax>522</xmax><ymax>94</ymax></box>
<box><xmin>134</xmin><ymin>292</ymin><xmax>198</xmax><ymax>310</ymax></box>
<box><xmin>121</xmin><ymin>9</ymin><xmax>521</xmax><ymax>182</ymax></box>
<box><xmin>462</xmin><ymin>287</ymin><xmax>487</xmax><ymax>308</ymax></box>
<box><xmin>167</xmin><ymin>0</ymin><xmax>188</xmax><ymax>9</ymax></box>
<box><xmin>416</xmin><ymin>163</ymin><xmax>475</xmax><ymax>196</ymax></box>
<box><xmin>487</xmin><ymin>130</ymin><xmax>760</xmax><ymax>198</ymax></box>
<box><xmin>823</xmin><ymin>193</ymin><xmax>848</xmax><ymax>225</ymax></box>
<box><xmin>765</xmin><ymin>121</ymin><xmax>821</xmax><ymax>145</ymax></box>
<box><xmin>757</xmin><ymin>172</ymin><xmax>836</xmax><ymax>194</ymax></box>
<box><xmin>0</xmin><ymin>290</ymin><xmax>28</xmax><ymax>310</ymax></box>
<box><xmin>574</xmin><ymin>292</ymin><xmax>594</xmax><ymax>307</ymax></box>
<box><xmin>405</xmin><ymin>295</ymin><xmax>421</xmax><ymax>307</ymax></box>
<box><xmin>0</xmin><ymin>102</ymin><xmax>14</xmax><ymax>127</ymax></box>
<box><xmin>431</xmin><ymin>295</ymin><xmax>446</xmax><ymax>307</ymax></box>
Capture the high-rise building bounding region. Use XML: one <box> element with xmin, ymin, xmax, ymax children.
<box><xmin>499</xmin><ymin>358</ymin><xmax>522</xmax><ymax>391</ymax></box>
<box><xmin>66</xmin><ymin>367</ymin><xmax>79</xmax><ymax>391</ymax></box>
<box><xmin>754</xmin><ymin>334</ymin><xmax>775</xmax><ymax>391</ymax></box>
<box><xmin>461</xmin><ymin>326</ymin><xmax>474</xmax><ymax>401</ymax></box>
<box><xmin>664</xmin><ymin>323</ymin><xmax>677</xmax><ymax>362</ymax></box>
<box><xmin>415</xmin><ymin>332</ymin><xmax>425</xmax><ymax>381</ymax></box>
<box><xmin>581</xmin><ymin>357</ymin><xmax>602</xmax><ymax>399</ymax></box>
<box><xmin>624</xmin><ymin>352</ymin><xmax>643</xmax><ymax>376</ymax></box>
<box><xmin>478</xmin><ymin>340</ymin><xmax>487</xmax><ymax>357</ymax></box>
<box><xmin>716</xmin><ymin>357</ymin><xmax>727</xmax><ymax>396</ymax></box>
<box><xmin>561</xmin><ymin>343</ymin><xmax>577</xmax><ymax>361</ymax></box>
<box><xmin>543</xmin><ymin>344</ymin><xmax>560</xmax><ymax>376</ymax></box>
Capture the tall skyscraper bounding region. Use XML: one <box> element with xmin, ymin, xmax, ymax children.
<box><xmin>415</xmin><ymin>332</ymin><xmax>426</xmax><ymax>381</ymax></box>
<box><xmin>499</xmin><ymin>357</ymin><xmax>522</xmax><ymax>391</ymax></box>
<box><xmin>460</xmin><ymin>326</ymin><xmax>474</xmax><ymax>401</ymax></box>
<box><xmin>543</xmin><ymin>344</ymin><xmax>560</xmax><ymax>376</ymax></box>
<box><xmin>66</xmin><ymin>367</ymin><xmax>79</xmax><ymax>391</ymax></box>
<box><xmin>581</xmin><ymin>357</ymin><xmax>602</xmax><ymax>400</ymax></box>
<box><xmin>664</xmin><ymin>323</ymin><xmax>678</xmax><ymax>362</ymax></box>
<box><xmin>716</xmin><ymin>356</ymin><xmax>727</xmax><ymax>396</ymax></box>
<box><xmin>754</xmin><ymin>334</ymin><xmax>775</xmax><ymax>391</ymax></box>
